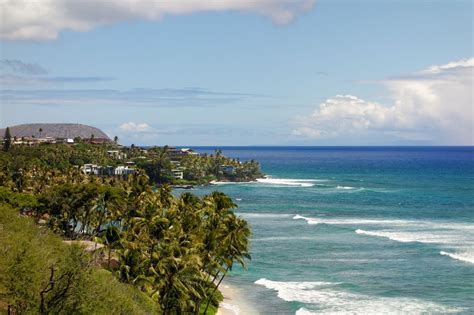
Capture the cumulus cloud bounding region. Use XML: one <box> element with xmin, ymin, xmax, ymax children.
<box><xmin>293</xmin><ymin>58</ymin><xmax>474</xmax><ymax>144</ymax></box>
<box><xmin>119</xmin><ymin>122</ymin><xmax>151</xmax><ymax>132</ymax></box>
<box><xmin>1</xmin><ymin>0</ymin><xmax>315</xmax><ymax>41</ymax></box>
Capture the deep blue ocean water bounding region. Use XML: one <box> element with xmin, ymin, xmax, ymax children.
<box><xmin>188</xmin><ymin>147</ymin><xmax>474</xmax><ymax>314</ymax></box>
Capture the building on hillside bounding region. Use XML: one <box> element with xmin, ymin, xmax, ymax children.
<box><xmin>180</xmin><ymin>148</ymin><xmax>199</xmax><ymax>155</ymax></box>
<box><xmin>56</xmin><ymin>138</ymin><xmax>75</xmax><ymax>144</ymax></box>
<box><xmin>107</xmin><ymin>150</ymin><xmax>127</xmax><ymax>160</ymax></box>
<box><xmin>38</xmin><ymin>137</ymin><xmax>57</xmax><ymax>144</ymax></box>
<box><xmin>167</xmin><ymin>147</ymin><xmax>183</xmax><ymax>160</ymax></box>
<box><xmin>84</xmin><ymin>138</ymin><xmax>110</xmax><ymax>145</ymax></box>
<box><xmin>82</xmin><ymin>164</ymin><xmax>100</xmax><ymax>175</ymax></box>
<box><xmin>171</xmin><ymin>168</ymin><xmax>184</xmax><ymax>180</ymax></box>
<box><xmin>114</xmin><ymin>166</ymin><xmax>136</xmax><ymax>176</ymax></box>
<box><xmin>99</xmin><ymin>166</ymin><xmax>115</xmax><ymax>176</ymax></box>
<box><xmin>82</xmin><ymin>164</ymin><xmax>136</xmax><ymax>177</ymax></box>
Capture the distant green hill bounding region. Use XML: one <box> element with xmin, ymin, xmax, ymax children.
<box><xmin>0</xmin><ymin>123</ymin><xmax>110</xmax><ymax>140</ymax></box>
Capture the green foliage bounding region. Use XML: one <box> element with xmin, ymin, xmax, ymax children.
<box><xmin>0</xmin><ymin>143</ymin><xmax>252</xmax><ymax>314</ymax></box>
<box><xmin>0</xmin><ymin>143</ymin><xmax>120</xmax><ymax>172</ymax></box>
<box><xmin>135</xmin><ymin>147</ymin><xmax>264</xmax><ymax>185</ymax></box>
<box><xmin>3</xmin><ymin>127</ymin><xmax>12</xmax><ymax>151</ymax></box>
<box><xmin>0</xmin><ymin>204</ymin><xmax>159</xmax><ymax>314</ymax></box>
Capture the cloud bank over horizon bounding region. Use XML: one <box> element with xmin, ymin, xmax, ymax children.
<box><xmin>293</xmin><ymin>58</ymin><xmax>474</xmax><ymax>145</ymax></box>
<box><xmin>1</xmin><ymin>0</ymin><xmax>315</xmax><ymax>41</ymax></box>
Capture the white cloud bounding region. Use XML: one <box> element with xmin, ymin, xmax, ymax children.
<box><xmin>119</xmin><ymin>122</ymin><xmax>151</xmax><ymax>132</ymax></box>
<box><xmin>423</xmin><ymin>57</ymin><xmax>474</xmax><ymax>74</ymax></box>
<box><xmin>293</xmin><ymin>58</ymin><xmax>474</xmax><ymax>144</ymax></box>
<box><xmin>1</xmin><ymin>0</ymin><xmax>315</xmax><ymax>41</ymax></box>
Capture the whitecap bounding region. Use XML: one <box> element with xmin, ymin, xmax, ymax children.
<box><xmin>255</xmin><ymin>178</ymin><xmax>317</xmax><ymax>187</ymax></box>
<box><xmin>355</xmin><ymin>229</ymin><xmax>420</xmax><ymax>243</ymax></box>
<box><xmin>210</xmin><ymin>180</ymin><xmax>254</xmax><ymax>185</ymax></box>
<box><xmin>255</xmin><ymin>278</ymin><xmax>463</xmax><ymax>314</ymax></box>
<box><xmin>336</xmin><ymin>185</ymin><xmax>357</xmax><ymax>190</ymax></box>
<box><xmin>440</xmin><ymin>251</ymin><xmax>474</xmax><ymax>264</ymax></box>
<box><xmin>219</xmin><ymin>302</ymin><xmax>240</xmax><ymax>315</ymax></box>
<box><xmin>210</xmin><ymin>177</ymin><xmax>327</xmax><ymax>187</ymax></box>
<box><xmin>293</xmin><ymin>215</ymin><xmax>321</xmax><ymax>225</ymax></box>
<box><xmin>295</xmin><ymin>308</ymin><xmax>317</xmax><ymax>315</ymax></box>
<box><xmin>293</xmin><ymin>215</ymin><xmax>409</xmax><ymax>226</ymax></box>
<box><xmin>354</xmin><ymin>229</ymin><xmax>470</xmax><ymax>245</ymax></box>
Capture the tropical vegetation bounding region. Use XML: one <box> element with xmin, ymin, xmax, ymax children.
<box><xmin>0</xmin><ymin>141</ymin><xmax>252</xmax><ymax>314</ymax></box>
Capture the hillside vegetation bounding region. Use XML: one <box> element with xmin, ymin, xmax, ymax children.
<box><xmin>0</xmin><ymin>143</ymin><xmax>251</xmax><ymax>314</ymax></box>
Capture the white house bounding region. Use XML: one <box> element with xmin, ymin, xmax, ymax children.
<box><xmin>114</xmin><ymin>166</ymin><xmax>136</xmax><ymax>176</ymax></box>
<box><xmin>171</xmin><ymin>169</ymin><xmax>184</xmax><ymax>180</ymax></box>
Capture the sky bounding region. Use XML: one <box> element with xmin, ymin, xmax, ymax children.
<box><xmin>0</xmin><ymin>0</ymin><xmax>472</xmax><ymax>146</ymax></box>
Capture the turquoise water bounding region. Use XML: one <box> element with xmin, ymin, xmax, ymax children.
<box><xmin>189</xmin><ymin>147</ymin><xmax>474</xmax><ymax>314</ymax></box>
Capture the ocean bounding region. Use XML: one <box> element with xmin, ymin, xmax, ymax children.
<box><xmin>188</xmin><ymin>147</ymin><xmax>474</xmax><ymax>314</ymax></box>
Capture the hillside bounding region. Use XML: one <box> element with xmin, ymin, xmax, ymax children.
<box><xmin>0</xmin><ymin>123</ymin><xmax>110</xmax><ymax>140</ymax></box>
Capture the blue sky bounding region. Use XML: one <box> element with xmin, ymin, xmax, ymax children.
<box><xmin>0</xmin><ymin>0</ymin><xmax>472</xmax><ymax>145</ymax></box>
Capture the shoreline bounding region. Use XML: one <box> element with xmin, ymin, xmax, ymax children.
<box><xmin>217</xmin><ymin>282</ymin><xmax>259</xmax><ymax>315</ymax></box>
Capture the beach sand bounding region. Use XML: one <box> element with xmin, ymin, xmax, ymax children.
<box><xmin>217</xmin><ymin>283</ymin><xmax>259</xmax><ymax>315</ymax></box>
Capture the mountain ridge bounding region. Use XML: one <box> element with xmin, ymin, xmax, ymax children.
<box><xmin>0</xmin><ymin>123</ymin><xmax>110</xmax><ymax>140</ymax></box>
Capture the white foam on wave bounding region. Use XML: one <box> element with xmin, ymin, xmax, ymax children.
<box><xmin>336</xmin><ymin>185</ymin><xmax>357</xmax><ymax>190</ymax></box>
<box><xmin>255</xmin><ymin>278</ymin><xmax>462</xmax><ymax>314</ymax></box>
<box><xmin>293</xmin><ymin>215</ymin><xmax>322</xmax><ymax>225</ymax></box>
<box><xmin>440</xmin><ymin>251</ymin><xmax>474</xmax><ymax>264</ymax></box>
<box><xmin>293</xmin><ymin>215</ymin><xmax>409</xmax><ymax>226</ymax></box>
<box><xmin>295</xmin><ymin>308</ymin><xmax>317</xmax><ymax>315</ymax></box>
<box><xmin>211</xmin><ymin>177</ymin><xmax>327</xmax><ymax>187</ymax></box>
<box><xmin>355</xmin><ymin>229</ymin><xmax>421</xmax><ymax>243</ymax></box>
<box><xmin>219</xmin><ymin>302</ymin><xmax>240</xmax><ymax>315</ymax></box>
<box><xmin>256</xmin><ymin>178</ymin><xmax>319</xmax><ymax>187</ymax></box>
<box><xmin>355</xmin><ymin>229</ymin><xmax>471</xmax><ymax>245</ymax></box>
<box><xmin>210</xmin><ymin>180</ymin><xmax>254</xmax><ymax>185</ymax></box>
<box><xmin>293</xmin><ymin>215</ymin><xmax>473</xmax><ymax>266</ymax></box>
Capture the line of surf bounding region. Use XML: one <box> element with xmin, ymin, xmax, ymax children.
<box><xmin>255</xmin><ymin>278</ymin><xmax>462</xmax><ymax>314</ymax></box>
<box><xmin>440</xmin><ymin>251</ymin><xmax>474</xmax><ymax>264</ymax></box>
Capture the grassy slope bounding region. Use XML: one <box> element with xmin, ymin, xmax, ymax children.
<box><xmin>0</xmin><ymin>204</ymin><xmax>159</xmax><ymax>314</ymax></box>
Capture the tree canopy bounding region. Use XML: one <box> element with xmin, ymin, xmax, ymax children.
<box><xmin>0</xmin><ymin>143</ymin><xmax>252</xmax><ymax>314</ymax></box>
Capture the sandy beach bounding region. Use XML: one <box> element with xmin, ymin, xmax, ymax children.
<box><xmin>217</xmin><ymin>282</ymin><xmax>259</xmax><ymax>315</ymax></box>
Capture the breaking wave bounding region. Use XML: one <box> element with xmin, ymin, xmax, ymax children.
<box><xmin>440</xmin><ymin>251</ymin><xmax>474</xmax><ymax>264</ymax></box>
<box><xmin>336</xmin><ymin>185</ymin><xmax>357</xmax><ymax>190</ymax></box>
<box><xmin>293</xmin><ymin>215</ymin><xmax>473</xmax><ymax>266</ymax></box>
<box><xmin>219</xmin><ymin>302</ymin><xmax>240</xmax><ymax>315</ymax></box>
<box><xmin>255</xmin><ymin>278</ymin><xmax>463</xmax><ymax>314</ymax></box>
<box><xmin>295</xmin><ymin>308</ymin><xmax>316</xmax><ymax>315</ymax></box>
<box><xmin>255</xmin><ymin>178</ymin><xmax>322</xmax><ymax>187</ymax></box>
<box><xmin>211</xmin><ymin>177</ymin><xmax>328</xmax><ymax>187</ymax></box>
<box><xmin>354</xmin><ymin>228</ymin><xmax>472</xmax><ymax>245</ymax></box>
<box><xmin>293</xmin><ymin>215</ymin><xmax>409</xmax><ymax>226</ymax></box>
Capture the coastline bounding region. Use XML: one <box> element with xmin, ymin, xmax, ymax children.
<box><xmin>217</xmin><ymin>282</ymin><xmax>259</xmax><ymax>315</ymax></box>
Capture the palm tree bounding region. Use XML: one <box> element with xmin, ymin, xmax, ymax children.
<box><xmin>103</xmin><ymin>226</ymin><xmax>122</xmax><ymax>268</ymax></box>
<box><xmin>3</xmin><ymin>127</ymin><xmax>12</xmax><ymax>151</ymax></box>
<box><xmin>204</xmin><ymin>215</ymin><xmax>250</xmax><ymax>313</ymax></box>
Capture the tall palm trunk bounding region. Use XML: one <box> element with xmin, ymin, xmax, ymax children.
<box><xmin>194</xmin><ymin>268</ymin><xmax>220</xmax><ymax>315</ymax></box>
<box><xmin>203</xmin><ymin>264</ymin><xmax>230</xmax><ymax>314</ymax></box>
